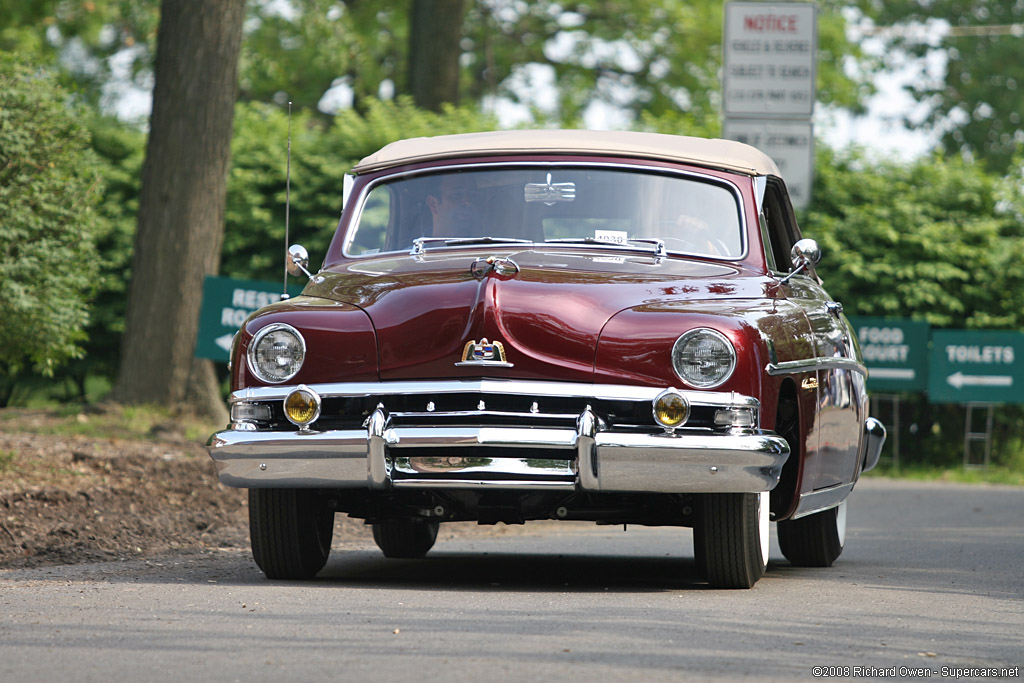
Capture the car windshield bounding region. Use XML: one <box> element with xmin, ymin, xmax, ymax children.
<box><xmin>345</xmin><ymin>166</ymin><xmax>744</xmax><ymax>259</ymax></box>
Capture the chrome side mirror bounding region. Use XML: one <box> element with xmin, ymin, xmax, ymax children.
<box><xmin>286</xmin><ymin>243</ymin><xmax>313</xmax><ymax>280</ymax></box>
<box><xmin>791</xmin><ymin>238</ymin><xmax>821</xmax><ymax>269</ymax></box>
<box><xmin>780</xmin><ymin>238</ymin><xmax>821</xmax><ymax>284</ymax></box>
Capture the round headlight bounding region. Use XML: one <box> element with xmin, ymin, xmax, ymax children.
<box><xmin>672</xmin><ymin>328</ymin><xmax>736</xmax><ymax>388</ymax></box>
<box><xmin>247</xmin><ymin>323</ymin><xmax>306</xmax><ymax>384</ymax></box>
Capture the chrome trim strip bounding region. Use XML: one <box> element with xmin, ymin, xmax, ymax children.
<box><xmin>392</xmin><ymin>456</ymin><xmax>575</xmax><ymax>478</ymax></box>
<box><xmin>389</xmin><ymin>426</ymin><xmax>577</xmax><ymax>449</ymax></box>
<box><xmin>765</xmin><ymin>357</ymin><xmax>868</xmax><ymax>377</ymax></box>
<box><xmin>392</xmin><ymin>410</ymin><xmax>578</xmax><ymax>421</ymax></box>
<box><xmin>229</xmin><ymin>379</ymin><xmax>762</xmax><ymax>409</ymax></box>
<box><xmin>454</xmin><ymin>361</ymin><xmax>515</xmax><ymax>368</ymax></box>
<box><xmin>392</xmin><ymin>479</ymin><xmax>577</xmax><ymax>491</ymax></box>
<box><xmin>791</xmin><ymin>482</ymin><xmax>855</xmax><ymax>520</ymax></box>
<box><xmin>341</xmin><ymin>160</ymin><xmax>749</xmax><ymax>262</ymax></box>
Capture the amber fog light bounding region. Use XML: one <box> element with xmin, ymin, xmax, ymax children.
<box><xmin>653</xmin><ymin>389</ymin><xmax>689</xmax><ymax>432</ymax></box>
<box><xmin>285</xmin><ymin>385</ymin><xmax>321</xmax><ymax>428</ymax></box>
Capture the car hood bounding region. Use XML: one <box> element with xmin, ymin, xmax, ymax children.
<box><xmin>303</xmin><ymin>248</ymin><xmax>773</xmax><ymax>381</ymax></box>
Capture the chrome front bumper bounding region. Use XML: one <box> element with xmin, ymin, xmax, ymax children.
<box><xmin>208</xmin><ymin>382</ymin><xmax>791</xmax><ymax>494</ymax></box>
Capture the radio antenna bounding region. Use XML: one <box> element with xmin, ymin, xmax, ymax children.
<box><xmin>282</xmin><ymin>101</ymin><xmax>292</xmax><ymax>300</ymax></box>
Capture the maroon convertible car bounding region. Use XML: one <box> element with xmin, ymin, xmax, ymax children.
<box><xmin>208</xmin><ymin>130</ymin><xmax>885</xmax><ymax>588</ymax></box>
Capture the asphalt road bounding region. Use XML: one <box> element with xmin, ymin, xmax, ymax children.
<box><xmin>1</xmin><ymin>479</ymin><xmax>1021</xmax><ymax>682</ymax></box>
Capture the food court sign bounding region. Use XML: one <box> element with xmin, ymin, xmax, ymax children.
<box><xmin>849</xmin><ymin>317</ymin><xmax>930</xmax><ymax>392</ymax></box>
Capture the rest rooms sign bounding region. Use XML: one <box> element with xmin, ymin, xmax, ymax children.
<box><xmin>928</xmin><ymin>330</ymin><xmax>1024</xmax><ymax>404</ymax></box>
<box><xmin>723</xmin><ymin>2</ymin><xmax>817</xmax><ymax>118</ymax></box>
<box><xmin>848</xmin><ymin>317</ymin><xmax>930</xmax><ymax>392</ymax></box>
<box><xmin>195</xmin><ymin>276</ymin><xmax>303</xmax><ymax>363</ymax></box>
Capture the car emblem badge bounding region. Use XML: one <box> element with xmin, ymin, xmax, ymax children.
<box><xmin>455</xmin><ymin>338</ymin><xmax>513</xmax><ymax>368</ymax></box>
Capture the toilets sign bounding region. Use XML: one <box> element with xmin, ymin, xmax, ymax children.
<box><xmin>928</xmin><ymin>330</ymin><xmax>1024</xmax><ymax>403</ymax></box>
<box><xmin>195</xmin><ymin>276</ymin><xmax>303</xmax><ymax>362</ymax></box>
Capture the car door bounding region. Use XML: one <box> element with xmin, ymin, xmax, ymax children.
<box><xmin>759</xmin><ymin>178</ymin><xmax>863</xmax><ymax>493</ymax></box>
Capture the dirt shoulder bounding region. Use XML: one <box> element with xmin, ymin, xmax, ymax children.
<box><xmin>0</xmin><ymin>410</ymin><xmax>253</xmax><ymax>568</ymax></box>
<box><xmin>0</xmin><ymin>407</ymin><xmax>392</xmax><ymax>569</ymax></box>
<box><xmin>0</xmin><ymin>407</ymin><xmax>539</xmax><ymax>570</ymax></box>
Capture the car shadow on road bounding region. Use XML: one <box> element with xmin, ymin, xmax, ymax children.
<box><xmin>312</xmin><ymin>549</ymin><xmax>715</xmax><ymax>592</ymax></box>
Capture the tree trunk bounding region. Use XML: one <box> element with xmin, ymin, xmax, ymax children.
<box><xmin>408</xmin><ymin>0</ymin><xmax>466</xmax><ymax>111</ymax></box>
<box><xmin>112</xmin><ymin>0</ymin><xmax>245</xmax><ymax>422</ymax></box>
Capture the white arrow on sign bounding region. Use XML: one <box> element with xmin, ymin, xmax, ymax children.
<box><xmin>215</xmin><ymin>333</ymin><xmax>235</xmax><ymax>353</ymax></box>
<box><xmin>947</xmin><ymin>372</ymin><xmax>1013</xmax><ymax>390</ymax></box>
<box><xmin>868</xmin><ymin>368</ymin><xmax>915</xmax><ymax>381</ymax></box>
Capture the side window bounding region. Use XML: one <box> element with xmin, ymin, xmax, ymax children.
<box><xmin>760</xmin><ymin>180</ymin><xmax>800</xmax><ymax>272</ymax></box>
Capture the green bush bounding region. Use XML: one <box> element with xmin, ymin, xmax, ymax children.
<box><xmin>800</xmin><ymin>147</ymin><xmax>1024</xmax><ymax>469</ymax></box>
<box><xmin>0</xmin><ymin>52</ymin><xmax>103</xmax><ymax>404</ymax></box>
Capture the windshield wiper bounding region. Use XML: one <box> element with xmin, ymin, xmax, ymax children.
<box><xmin>545</xmin><ymin>237</ymin><xmax>665</xmax><ymax>256</ymax></box>
<box><xmin>411</xmin><ymin>236</ymin><xmax>532</xmax><ymax>255</ymax></box>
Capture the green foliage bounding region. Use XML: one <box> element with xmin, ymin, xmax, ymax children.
<box><xmin>802</xmin><ymin>147</ymin><xmax>1024</xmax><ymax>470</ymax></box>
<box><xmin>802</xmin><ymin>146</ymin><xmax>1024</xmax><ymax>329</ymax></box>
<box><xmin>241</xmin><ymin>0</ymin><xmax>406</xmax><ymax>112</ymax></box>
<box><xmin>0</xmin><ymin>52</ymin><xmax>103</xmax><ymax>397</ymax></box>
<box><xmin>859</xmin><ymin>0</ymin><xmax>1024</xmax><ymax>173</ymax></box>
<box><xmin>65</xmin><ymin>114</ymin><xmax>145</xmax><ymax>391</ymax></box>
<box><xmin>221</xmin><ymin>98</ymin><xmax>498</xmax><ymax>281</ymax></box>
<box><xmin>237</xmin><ymin>0</ymin><xmax>878</xmax><ymax>128</ymax></box>
<box><xmin>0</xmin><ymin>0</ymin><xmax>160</xmax><ymax>112</ymax></box>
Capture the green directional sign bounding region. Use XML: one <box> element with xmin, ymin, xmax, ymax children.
<box><xmin>928</xmin><ymin>329</ymin><xmax>1024</xmax><ymax>404</ymax></box>
<box><xmin>195</xmin><ymin>276</ymin><xmax>303</xmax><ymax>362</ymax></box>
<box><xmin>849</xmin><ymin>316</ymin><xmax>930</xmax><ymax>392</ymax></box>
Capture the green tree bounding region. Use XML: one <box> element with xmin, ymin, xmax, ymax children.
<box><xmin>861</xmin><ymin>0</ymin><xmax>1024</xmax><ymax>172</ymax></box>
<box><xmin>0</xmin><ymin>0</ymin><xmax>160</xmax><ymax>111</ymax></box>
<box><xmin>0</xmin><ymin>52</ymin><xmax>103</xmax><ymax>404</ymax></box>
<box><xmin>221</xmin><ymin>98</ymin><xmax>499</xmax><ymax>281</ymax></box>
<box><xmin>113</xmin><ymin>0</ymin><xmax>246</xmax><ymax>419</ymax></box>
<box><xmin>802</xmin><ymin>146</ymin><xmax>1024</xmax><ymax>329</ymax></box>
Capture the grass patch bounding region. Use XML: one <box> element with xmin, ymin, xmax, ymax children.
<box><xmin>0</xmin><ymin>403</ymin><xmax>220</xmax><ymax>445</ymax></box>
<box><xmin>0</xmin><ymin>449</ymin><xmax>15</xmax><ymax>472</ymax></box>
<box><xmin>866</xmin><ymin>463</ymin><xmax>1024</xmax><ymax>486</ymax></box>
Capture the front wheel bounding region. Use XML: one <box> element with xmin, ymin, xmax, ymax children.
<box><xmin>372</xmin><ymin>519</ymin><xmax>440</xmax><ymax>558</ymax></box>
<box><xmin>249</xmin><ymin>489</ymin><xmax>334</xmax><ymax>579</ymax></box>
<box><xmin>777</xmin><ymin>499</ymin><xmax>846</xmax><ymax>567</ymax></box>
<box><xmin>696</xmin><ymin>492</ymin><xmax>769</xmax><ymax>589</ymax></box>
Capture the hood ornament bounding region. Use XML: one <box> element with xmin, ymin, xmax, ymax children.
<box><xmin>455</xmin><ymin>338</ymin><xmax>514</xmax><ymax>368</ymax></box>
<box><xmin>470</xmin><ymin>255</ymin><xmax>520</xmax><ymax>279</ymax></box>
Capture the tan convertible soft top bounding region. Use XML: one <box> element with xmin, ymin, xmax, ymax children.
<box><xmin>352</xmin><ymin>129</ymin><xmax>781</xmax><ymax>177</ymax></box>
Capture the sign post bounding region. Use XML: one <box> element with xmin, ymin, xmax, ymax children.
<box><xmin>928</xmin><ymin>329</ymin><xmax>1024</xmax><ymax>404</ymax></box>
<box><xmin>195</xmin><ymin>276</ymin><xmax>303</xmax><ymax>363</ymax></box>
<box><xmin>722</xmin><ymin>1</ymin><xmax>817</xmax><ymax>208</ymax></box>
